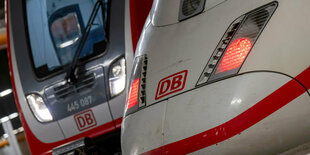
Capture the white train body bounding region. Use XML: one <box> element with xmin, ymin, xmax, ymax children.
<box><xmin>122</xmin><ymin>0</ymin><xmax>310</xmax><ymax>154</ymax></box>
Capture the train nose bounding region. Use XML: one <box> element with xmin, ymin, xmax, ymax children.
<box><xmin>161</xmin><ymin>71</ymin><xmax>310</xmax><ymax>154</ymax></box>
<box><xmin>122</xmin><ymin>70</ymin><xmax>310</xmax><ymax>155</ymax></box>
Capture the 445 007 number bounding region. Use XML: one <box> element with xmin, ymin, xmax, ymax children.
<box><xmin>67</xmin><ymin>96</ymin><xmax>92</xmax><ymax>112</ymax></box>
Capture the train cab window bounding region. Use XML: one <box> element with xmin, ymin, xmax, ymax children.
<box><xmin>25</xmin><ymin>0</ymin><xmax>108</xmax><ymax>78</ymax></box>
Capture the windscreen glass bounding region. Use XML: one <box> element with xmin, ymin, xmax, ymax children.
<box><xmin>26</xmin><ymin>0</ymin><xmax>108</xmax><ymax>77</ymax></box>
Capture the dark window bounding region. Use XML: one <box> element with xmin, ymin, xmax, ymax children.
<box><xmin>26</xmin><ymin>0</ymin><xmax>108</xmax><ymax>78</ymax></box>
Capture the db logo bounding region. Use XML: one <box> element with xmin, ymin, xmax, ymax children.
<box><xmin>74</xmin><ymin>110</ymin><xmax>97</xmax><ymax>131</ymax></box>
<box><xmin>155</xmin><ymin>70</ymin><xmax>188</xmax><ymax>100</ymax></box>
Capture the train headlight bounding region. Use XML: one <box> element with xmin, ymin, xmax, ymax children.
<box><xmin>109</xmin><ymin>57</ymin><xmax>126</xmax><ymax>97</ymax></box>
<box><xmin>26</xmin><ymin>94</ymin><xmax>53</xmax><ymax>122</ymax></box>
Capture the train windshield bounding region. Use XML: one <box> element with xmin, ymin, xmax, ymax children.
<box><xmin>25</xmin><ymin>0</ymin><xmax>108</xmax><ymax>78</ymax></box>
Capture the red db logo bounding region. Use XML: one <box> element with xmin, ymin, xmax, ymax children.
<box><xmin>155</xmin><ymin>70</ymin><xmax>188</xmax><ymax>100</ymax></box>
<box><xmin>74</xmin><ymin>109</ymin><xmax>97</xmax><ymax>131</ymax></box>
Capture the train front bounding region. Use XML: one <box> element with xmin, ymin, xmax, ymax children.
<box><xmin>122</xmin><ymin>0</ymin><xmax>310</xmax><ymax>154</ymax></box>
<box><xmin>7</xmin><ymin>0</ymin><xmax>127</xmax><ymax>154</ymax></box>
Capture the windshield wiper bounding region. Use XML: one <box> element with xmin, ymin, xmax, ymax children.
<box><xmin>66</xmin><ymin>0</ymin><xmax>106</xmax><ymax>83</ymax></box>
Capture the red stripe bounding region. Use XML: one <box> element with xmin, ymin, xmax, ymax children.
<box><xmin>296</xmin><ymin>67</ymin><xmax>310</xmax><ymax>90</ymax></box>
<box><xmin>143</xmin><ymin>67</ymin><xmax>310</xmax><ymax>155</ymax></box>
<box><xmin>115</xmin><ymin>117</ymin><xmax>123</xmax><ymax>129</ymax></box>
<box><xmin>129</xmin><ymin>0</ymin><xmax>153</xmax><ymax>52</ymax></box>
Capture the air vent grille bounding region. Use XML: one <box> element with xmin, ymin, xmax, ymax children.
<box><xmin>179</xmin><ymin>0</ymin><xmax>205</xmax><ymax>21</ymax></box>
<box><xmin>54</xmin><ymin>73</ymin><xmax>95</xmax><ymax>99</ymax></box>
<box><xmin>138</xmin><ymin>56</ymin><xmax>148</xmax><ymax>107</ymax></box>
<box><xmin>54</xmin><ymin>84</ymin><xmax>75</xmax><ymax>99</ymax></box>
<box><xmin>182</xmin><ymin>0</ymin><xmax>201</xmax><ymax>16</ymax></box>
<box><xmin>76</xmin><ymin>74</ymin><xmax>96</xmax><ymax>92</ymax></box>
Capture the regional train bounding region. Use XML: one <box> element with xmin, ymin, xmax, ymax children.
<box><xmin>7</xmin><ymin>0</ymin><xmax>152</xmax><ymax>154</ymax></box>
<box><xmin>122</xmin><ymin>0</ymin><xmax>310</xmax><ymax>154</ymax></box>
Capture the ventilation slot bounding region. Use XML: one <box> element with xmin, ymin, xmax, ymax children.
<box><xmin>76</xmin><ymin>74</ymin><xmax>96</xmax><ymax>93</ymax></box>
<box><xmin>179</xmin><ymin>0</ymin><xmax>205</xmax><ymax>21</ymax></box>
<box><xmin>54</xmin><ymin>85</ymin><xmax>75</xmax><ymax>99</ymax></box>
<box><xmin>139</xmin><ymin>56</ymin><xmax>148</xmax><ymax>107</ymax></box>
<box><xmin>54</xmin><ymin>73</ymin><xmax>95</xmax><ymax>99</ymax></box>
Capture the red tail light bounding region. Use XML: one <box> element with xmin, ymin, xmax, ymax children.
<box><xmin>196</xmin><ymin>2</ymin><xmax>277</xmax><ymax>85</ymax></box>
<box><xmin>216</xmin><ymin>38</ymin><xmax>252</xmax><ymax>74</ymax></box>
<box><xmin>125</xmin><ymin>55</ymin><xmax>147</xmax><ymax>116</ymax></box>
<box><xmin>127</xmin><ymin>78</ymin><xmax>140</xmax><ymax>109</ymax></box>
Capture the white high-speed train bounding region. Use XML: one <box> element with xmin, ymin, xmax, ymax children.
<box><xmin>122</xmin><ymin>0</ymin><xmax>310</xmax><ymax>154</ymax></box>
<box><xmin>6</xmin><ymin>0</ymin><xmax>152</xmax><ymax>154</ymax></box>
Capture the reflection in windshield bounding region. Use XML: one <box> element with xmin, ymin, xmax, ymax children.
<box><xmin>26</xmin><ymin>0</ymin><xmax>107</xmax><ymax>77</ymax></box>
<box><xmin>51</xmin><ymin>13</ymin><xmax>82</xmax><ymax>48</ymax></box>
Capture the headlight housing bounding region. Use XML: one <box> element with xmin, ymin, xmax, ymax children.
<box><xmin>109</xmin><ymin>57</ymin><xmax>126</xmax><ymax>97</ymax></box>
<box><xmin>26</xmin><ymin>94</ymin><xmax>53</xmax><ymax>122</ymax></box>
<box><xmin>124</xmin><ymin>55</ymin><xmax>148</xmax><ymax>116</ymax></box>
<box><xmin>197</xmin><ymin>2</ymin><xmax>277</xmax><ymax>85</ymax></box>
